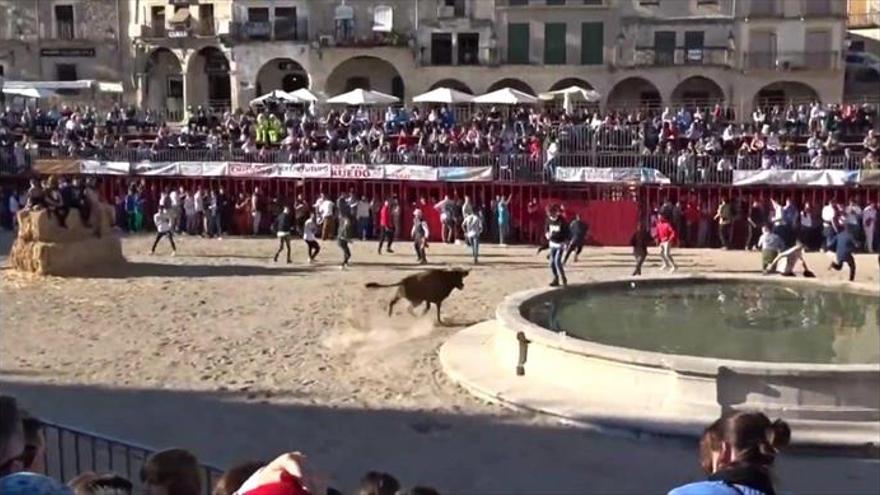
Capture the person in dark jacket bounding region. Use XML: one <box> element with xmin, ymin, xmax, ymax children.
<box><xmin>828</xmin><ymin>226</ymin><xmax>859</xmax><ymax>281</ymax></box>
<box><xmin>563</xmin><ymin>214</ymin><xmax>588</xmax><ymax>264</ymax></box>
<box><xmin>546</xmin><ymin>205</ymin><xmax>569</xmax><ymax>287</ymax></box>
<box><xmin>630</xmin><ymin>221</ymin><xmax>653</xmax><ymax>276</ymax></box>
<box><xmin>273</xmin><ymin>206</ymin><xmax>294</xmax><ymax>263</ymax></box>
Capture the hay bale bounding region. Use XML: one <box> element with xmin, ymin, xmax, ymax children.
<box><xmin>9</xmin><ymin>236</ymin><xmax>125</xmax><ymax>276</ymax></box>
<box><xmin>17</xmin><ymin>203</ymin><xmax>115</xmax><ymax>243</ymax></box>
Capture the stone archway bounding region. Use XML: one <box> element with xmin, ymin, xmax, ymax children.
<box><xmin>670</xmin><ymin>76</ymin><xmax>725</xmax><ymax>105</ymax></box>
<box><xmin>144</xmin><ymin>48</ymin><xmax>183</xmax><ymax>117</ymax></box>
<box><xmin>325</xmin><ymin>56</ymin><xmax>404</xmax><ymax>99</ymax></box>
<box><xmin>549</xmin><ymin>77</ymin><xmax>593</xmax><ymax>91</ymax></box>
<box><xmin>185</xmin><ymin>46</ymin><xmax>231</xmax><ymax>111</ymax></box>
<box><xmin>486</xmin><ymin>78</ymin><xmax>535</xmax><ymax>95</ymax></box>
<box><xmin>606</xmin><ymin>77</ymin><xmax>661</xmax><ymax>109</ymax></box>
<box><xmin>429</xmin><ymin>78</ymin><xmax>473</xmax><ymax>94</ymax></box>
<box><xmin>753</xmin><ymin>81</ymin><xmax>820</xmax><ymax>109</ymax></box>
<box><xmin>255</xmin><ymin>58</ymin><xmax>310</xmax><ymax>95</ymax></box>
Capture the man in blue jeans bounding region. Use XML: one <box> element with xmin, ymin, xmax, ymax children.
<box><xmin>829</xmin><ymin>225</ymin><xmax>859</xmax><ymax>281</ymax></box>
<box><xmin>462</xmin><ymin>210</ymin><xmax>483</xmax><ymax>264</ymax></box>
<box><xmin>546</xmin><ymin>205</ymin><xmax>570</xmax><ymax>287</ymax></box>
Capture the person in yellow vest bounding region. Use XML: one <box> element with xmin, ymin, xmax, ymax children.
<box><xmin>267</xmin><ymin>114</ymin><xmax>283</xmax><ymax>144</ymax></box>
<box><xmin>255</xmin><ymin>113</ymin><xmax>269</xmax><ymax>144</ymax></box>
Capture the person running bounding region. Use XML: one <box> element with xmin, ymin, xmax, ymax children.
<box><xmin>273</xmin><ymin>206</ymin><xmax>293</xmax><ymax>263</ymax></box>
<box><xmin>563</xmin><ymin>213</ymin><xmax>588</xmax><ymax>264</ymax></box>
<box><xmin>757</xmin><ymin>224</ymin><xmax>786</xmax><ymax>271</ymax></box>
<box><xmin>630</xmin><ymin>221</ymin><xmax>652</xmax><ymax>276</ymax></box>
<box><xmin>828</xmin><ymin>226</ymin><xmax>859</xmax><ymax>281</ymax></box>
<box><xmin>546</xmin><ymin>206</ymin><xmax>569</xmax><ymax>287</ymax></box>
<box><xmin>462</xmin><ymin>210</ymin><xmax>483</xmax><ymax>264</ymax></box>
<box><xmin>377</xmin><ymin>199</ymin><xmax>395</xmax><ymax>254</ymax></box>
<box><xmin>337</xmin><ymin>215</ymin><xmax>352</xmax><ymax>269</ymax></box>
<box><xmin>765</xmin><ymin>241</ymin><xmax>814</xmax><ymax>277</ymax></box>
<box><xmin>151</xmin><ymin>207</ymin><xmax>177</xmax><ymax>255</ymax></box>
<box><xmin>656</xmin><ymin>215</ymin><xmax>678</xmax><ymax>272</ymax></box>
<box><xmin>412</xmin><ymin>209</ymin><xmax>430</xmax><ymax>264</ymax></box>
<box><xmin>303</xmin><ymin>211</ymin><xmax>321</xmax><ymax>263</ymax></box>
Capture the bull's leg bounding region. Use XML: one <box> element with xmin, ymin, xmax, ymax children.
<box><xmin>421</xmin><ymin>301</ymin><xmax>431</xmax><ymax>315</ymax></box>
<box><xmin>435</xmin><ymin>301</ymin><xmax>443</xmax><ymax>325</ymax></box>
<box><xmin>388</xmin><ymin>294</ymin><xmax>401</xmax><ymax>316</ymax></box>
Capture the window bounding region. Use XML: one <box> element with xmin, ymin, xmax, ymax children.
<box><xmin>544</xmin><ymin>23</ymin><xmax>567</xmax><ymax>65</ymax></box>
<box><xmin>275</xmin><ymin>7</ymin><xmax>298</xmax><ymax>40</ymax></box>
<box><xmin>639</xmin><ymin>0</ymin><xmax>660</xmax><ymax>5</ymax></box>
<box><xmin>56</xmin><ymin>64</ymin><xmax>78</xmax><ymax>81</ymax></box>
<box><xmin>509</xmin><ymin>0</ymin><xmax>529</xmax><ymax>5</ymax></box>
<box><xmin>54</xmin><ymin>5</ymin><xmax>75</xmax><ymax>40</ymax></box>
<box><xmin>654</xmin><ymin>31</ymin><xmax>676</xmax><ymax>65</ymax></box>
<box><xmin>547</xmin><ymin>0</ymin><xmax>566</xmax><ymax>5</ymax></box>
<box><xmin>803</xmin><ymin>0</ymin><xmax>832</xmax><ymax>16</ymax></box>
<box><xmin>151</xmin><ymin>6</ymin><xmax>166</xmax><ymax>36</ymax></box>
<box><xmin>248</xmin><ymin>7</ymin><xmax>270</xmax><ymax>22</ymax></box>
<box><xmin>431</xmin><ymin>33</ymin><xmax>453</xmax><ymax>65</ymax></box>
<box><xmin>199</xmin><ymin>4</ymin><xmax>215</xmax><ymax>35</ymax></box>
<box><xmin>748</xmin><ymin>0</ymin><xmax>777</xmax><ymax>16</ymax></box>
<box><xmin>458</xmin><ymin>33</ymin><xmax>480</xmax><ymax>65</ymax></box>
<box><xmin>684</xmin><ymin>31</ymin><xmax>704</xmax><ymax>64</ymax></box>
<box><xmin>168</xmin><ymin>76</ymin><xmax>183</xmax><ymax>98</ymax></box>
<box><xmin>247</xmin><ymin>7</ymin><xmax>271</xmax><ymax>40</ymax></box>
<box><xmin>507</xmin><ymin>23</ymin><xmax>530</xmax><ymax>63</ymax></box>
<box><xmin>444</xmin><ymin>0</ymin><xmax>466</xmax><ymax>17</ymax></box>
<box><xmin>583</xmin><ymin>0</ymin><xmax>603</xmax><ymax>4</ymax></box>
<box><xmin>581</xmin><ymin>22</ymin><xmax>603</xmax><ymax>64</ymax></box>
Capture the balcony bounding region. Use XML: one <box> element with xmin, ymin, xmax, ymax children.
<box><xmin>743</xmin><ymin>51</ymin><xmax>841</xmax><ymax>71</ymax></box>
<box><xmin>629</xmin><ymin>47</ymin><xmax>733</xmax><ymax>68</ymax></box>
<box><xmin>232</xmin><ymin>19</ymin><xmax>309</xmax><ymax>42</ymax></box>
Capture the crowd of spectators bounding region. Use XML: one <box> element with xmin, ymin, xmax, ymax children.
<box><xmin>0</xmin><ymin>394</ymin><xmax>796</xmax><ymax>495</ymax></box>
<box><xmin>0</xmin><ymin>100</ymin><xmax>878</xmax><ymax>181</ymax></box>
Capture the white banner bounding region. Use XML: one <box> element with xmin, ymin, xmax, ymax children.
<box><xmin>554</xmin><ymin>167</ymin><xmax>671</xmax><ymax>184</ymax></box>
<box><xmin>732</xmin><ymin>169</ymin><xmax>861</xmax><ymax>186</ymax></box>
<box><xmin>331</xmin><ymin>164</ymin><xmax>385</xmax><ymax>180</ymax></box>
<box><xmin>79</xmin><ymin>160</ymin><xmax>130</xmax><ymax>175</ymax></box>
<box><xmin>382</xmin><ymin>164</ymin><xmax>438</xmax><ymax>182</ymax></box>
<box><xmin>133</xmin><ymin>161</ymin><xmax>179</xmax><ymax>176</ymax></box>
<box><xmin>177</xmin><ymin>162</ymin><xmax>228</xmax><ymax>177</ymax></box>
<box><xmin>227</xmin><ymin>162</ymin><xmax>278</xmax><ymax>177</ymax></box>
<box><xmin>437</xmin><ymin>166</ymin><xmax>494</xmax><ymax>182</ymax></box>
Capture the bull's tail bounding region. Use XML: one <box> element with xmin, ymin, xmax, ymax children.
<box><xmin>365</xmin><ymin>281</ymin><xmax>404</xmax><ymax>289</ymax></box>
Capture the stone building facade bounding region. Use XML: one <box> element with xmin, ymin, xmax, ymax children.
<box><xmin>0</xmin><ymin>0</ymin><xmax>131</xmax><ymax>88</ymax></box>
<box><xmin>3</xmin><ymin>1</ymin><xmax>851</xmax><ymax>117</ymax></box>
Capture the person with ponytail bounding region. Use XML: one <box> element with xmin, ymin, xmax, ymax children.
<box><xmin>669</xmin><ymin>411</ymin><xmax>791</xmax><ymax>495</ymax></box>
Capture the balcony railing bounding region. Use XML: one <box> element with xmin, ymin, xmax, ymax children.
<box><xmin>56</xmin><ymin>22</ymin><xmax>76</xmax><ymax>41</ymax></box>
<box><xmin>233</xmin><ymin>19</ymin><xmax>308</xmax><ymax>42</ymax></box>
<box><xmin>744</xmin><ymin>51</ymin><xmax>841</xmax><ymax>71</ymax></box>
<box><xmin>630</xmin><ymin>47</ymin><xmax>733</xmax><ymax>67</ymax></box>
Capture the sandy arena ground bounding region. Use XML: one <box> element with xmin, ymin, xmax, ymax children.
<box><xmin>1</xmin><ymin>231</ymin><xmax>879</xmax><ymax>494</ymax></box>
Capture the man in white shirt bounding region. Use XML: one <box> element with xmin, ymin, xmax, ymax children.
<box><xmin>151</xmin><ymin>207</ymin><xmax>177</xmax><ymax>255</ymax></box>
<box><xmin>250</xmin><ymin>187</ymin><xmax>262</xmax><ymax>236</ymax></box>
<box><xmin>302</xmin><ymin>211</ymin><xmax>321</xmax><ymax>263</ymax></box>
<box><xmin>193</xmin><ymin>186</ymin><xmax>205</xmax><ymax>236</ymax></box>
<box><xmin>319</xmin><ymin>196</ymin><xmax>335</xmax><ymax>240</ymax></box>
<box><xmin>462</xmin><ymin>211</ymin><xmax>483</xmax><ymax>264</ymax></box>
<box><xmin>544</xmin><ymin>138</ymin><xmax>559</xmax><ymax>181</ymax></box>
<box><xmin>7</xmin><ymin>191</ymin><xmax>20</xmax><ymax>230</ymax></box>
<box><xmin>863</xmin><ymin>202</ymin><xmax>877</xmax><ymax>253</ymax></box>
<box><xmin>820</xmin><ymin>200</ymin><xmax>837</xmax><ymax>251</ymax></box>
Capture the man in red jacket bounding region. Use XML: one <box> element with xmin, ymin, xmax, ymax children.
<box><xmin>377</xmin><ymin>199</ymin><xmax>394</xmax><ymax>254</ymax></box>
<box><xmin>656</xmin><ymin>215</ymin><xmax>678</xmax><ymax>272</ymax></box>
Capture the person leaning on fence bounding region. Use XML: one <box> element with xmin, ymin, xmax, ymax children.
<box><xmin>141</xmin><ymin>448</ymin><xmax>202</xmax><ymax>495</ymax></box>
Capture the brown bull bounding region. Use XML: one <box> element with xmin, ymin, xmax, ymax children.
<box><xmin>365</xmin><ymin>268</ymin><xmax>469</xmax><ymax>324</ymax></box>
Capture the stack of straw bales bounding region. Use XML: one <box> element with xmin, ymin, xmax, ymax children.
<box><xmin>10</xmin><ymin>202</ymin><xmax>124</xmax><ymax>276</ymax></box>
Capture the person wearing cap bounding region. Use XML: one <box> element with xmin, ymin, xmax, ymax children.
<box><xmin>151</xmin><ymin>207</ymin><xmax>177</xmax><ymax>256</ymax></box>
<box><xmin>273</xmin><ymin>206</ymin><xmax>294</xmax><ymax>264</ymax></box>
<box><xmin>411</xmin><ymin>209</ymin><xmax>430</xmax><ymax>264</ymax></box>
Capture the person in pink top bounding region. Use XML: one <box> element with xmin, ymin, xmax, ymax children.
<box><xmin>656</xmin><ymin>216</ymin><xmax>678</xmax><ymax>272</ymax></box>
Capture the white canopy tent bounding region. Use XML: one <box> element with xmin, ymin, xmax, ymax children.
<box><xmin>538</xmin><ymin>85</ymin><xmax>601</xmax><ymax>113</ymax></box>
<box><xmin>289</xmin><ymin>88</ymin><xmax>324</xmax><ymax>102</ymax></box>
<box><xmin>249</xmin><ymin>89</ymin><xmax>299</xmax><ymax>106</ymax></box>
<box><xmin>326</xmin><ymin>88</ymin><xmax>399</xmax><ymax>106</ymax></box>
<box><xmin>2</xmin><ymin>87</ymin><xmax>57</xmax><ymax>99</ymax></box>
<box><xmin>472</xmin><ymin>87</ymin><xmax>538</xmax><ymax>105</ymax></box>
<box><xmin>412</xmin><ymin>87</ymin><xmax>474</xmax><ymax>104</ymax></box>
